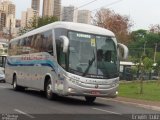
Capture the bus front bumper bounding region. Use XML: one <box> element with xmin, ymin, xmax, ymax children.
<box><xmin>63</xmin><ymin>81</ymin><xmax>119</xmax><ymax>98</ymax></box>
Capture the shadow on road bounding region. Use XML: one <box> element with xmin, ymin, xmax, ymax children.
<box><xmin>8</xmin><ymin>88</ymin><xmax>110</xmax><ymax>107</ymax></box>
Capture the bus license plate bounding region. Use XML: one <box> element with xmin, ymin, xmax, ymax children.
<box><xmin>91</xmin><ymin>91</ymin><xmax>100</xmax><ymax>95</ymax></box>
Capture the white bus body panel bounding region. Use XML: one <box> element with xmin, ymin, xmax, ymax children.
<box><xmin>5</xmin><ymin>52</ymin><xmax>58</xmax><ymax>90</ymax></box>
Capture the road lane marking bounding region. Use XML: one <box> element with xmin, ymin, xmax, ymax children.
<box><xmin>92</xmin><ymin>108</ymin><xmax>121</xmax><ymax>115</ymax></box>
<box><xmin>14</xmin><ymin>109</ymin><xmax>35</xmax><ymax>119</ymax></box>
<box><xmin>98</xmin><ymin>98</ymin><xmax>160</xmax><ymax>112</ymax></box>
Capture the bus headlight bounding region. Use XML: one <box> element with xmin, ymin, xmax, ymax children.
<box><xmin>68</xmin><ymin>87</ymin><xmax>75</xmax><ymax>92</ymax></box>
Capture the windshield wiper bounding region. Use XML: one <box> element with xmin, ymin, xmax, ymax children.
<box><xmin>82</xmin><ymin>51</ymin><xmax>95</xmax><ymax>76</ymax></box>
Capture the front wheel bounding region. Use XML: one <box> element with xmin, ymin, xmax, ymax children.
<box><xmin>85</xmin><ymin>96</ymin><xmax>96</xmax><ymax>103</ymax></box>
<box><xmin>45</xmin><ymin>80</ymin><xmax>54</xmax><ymax>100</ymax></box>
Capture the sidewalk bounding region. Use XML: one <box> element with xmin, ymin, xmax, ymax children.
<box><xmin>111</xmin><ymin>97</ymin><xmax>160</xmax><ymax>111</ymax></box>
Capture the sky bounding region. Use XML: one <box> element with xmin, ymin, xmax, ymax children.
<box><xmin>11</xmin><ymin>0</ymin><xmax>160</xmax><ymax>30</ymax></box>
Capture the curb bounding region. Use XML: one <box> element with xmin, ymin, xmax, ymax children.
<box><xmin>99</xmin><ymin>98</ymin><xmax>160</xmax><ymax>112</ymax></box>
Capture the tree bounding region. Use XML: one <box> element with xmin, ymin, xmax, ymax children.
<box><xmin>129</xmin><ymin>30</ymin><xmax>147</xmax><ymax>58</ymax></box>
<box><xmin>142</xmin><ymin>57</ymin><xmax>153</xmax><ymax>80</ymax></box>
<box><xmin>34</xmin><ymin>16</ymin><xmax>58</xmax><ymax>29</ymax></box>
<box><xmin>139</xmin><ymin>56</ymin><xmax>153</xmax><ymax>94</ymax></box>
<box><xmin>18</xmin><ymin>16</ymin><xmax>58</xmax><ymax>35</ymax></box>
<box><xmin>130</xmin><ymin>29</ymin><xmax>147</xmax><ymax>42</ymax></box>
<box><xmin>18</xmin><ymin>27</ymin><xmax>33</xmax><ymax>36</ymax></box>
<box><xmin>149</xmin><ymin>24</ymin><xmax>160</xmax><ymax>33</ymax></box>
<box><xmin>93</xmin><ymin>8</ymin><xmax>133</xmax><ymax>44</ymax></box>
<box><xmin>153</xmin><ymin>59</ymin><xmax>160</xmax><ymax>85</ymax></box>
<box><xmin>129</xmin><ymin>29</ymin><xmax>160</xmax><ymax>62</ymax></box>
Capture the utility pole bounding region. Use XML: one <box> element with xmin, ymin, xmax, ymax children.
<box><xmin>154</xmin><ymin>43</ymin><xmax>157</xmax><ymax>63</ymax></box>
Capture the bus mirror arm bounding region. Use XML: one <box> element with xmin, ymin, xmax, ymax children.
<box><xmin>117</xmin><ymin>43</ymin><xmax>128</xmax><ymax>60</ymax></box>
<box><xmin>59</xmin><ymin>36</ymin><xmax>69</xmax><ymax>53</ymax></box>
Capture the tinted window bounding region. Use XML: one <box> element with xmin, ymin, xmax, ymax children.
<box><xmin>30</xmin><ymin>30</ymin><xmax>53</xmax><ymax>54</ymax></box>
<box><xmin>9</xmin><ymin>40</ymin><xmax>19</xmax><ymax>55</ymax></box>
<box><xmin>9</xmin><ymin>30</ymin><xmax>53</xmax><ymax>55</ymax></box>
<box><xmin>56</xmin><ymin>40</ymin><xmax>66</xmax><ymax>69</ymax></box>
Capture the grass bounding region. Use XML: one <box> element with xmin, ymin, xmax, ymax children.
<box><xmin>118</xmin><ymin>80</ymin><xmax>160</xmax><ymax>101</ymax></box>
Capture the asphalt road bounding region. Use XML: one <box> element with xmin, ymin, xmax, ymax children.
<box><xmin>0</xmin><ymin>83</ymin><xmax>159</xmax><ymax>120</ymax></box>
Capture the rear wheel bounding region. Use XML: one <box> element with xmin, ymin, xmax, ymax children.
<box><xmin>13</xmin><ymin>76</ymin><xmax>18</xmax><ymax>90</ymax></box>
<box><xmin>13</xmin><ymin>75</ymin><xmax>25</xmax><ymax>91</ymax></box>
<box><xmin>1</xmin><ymin>80</ymin><xmax>5</xmax><ymax>83</ymax></box>
<box><xmin>85</xmin><ymin>96</ymin><xmax>96</xmax><ymax>103</ymax></box>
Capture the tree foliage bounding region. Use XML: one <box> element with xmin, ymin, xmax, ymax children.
<box><xmin>138</xmin><ymin>56</ymin><xmax>153</xmax><ymax>94</ymax></box>
<box><xmin>93</xmin><ymin>8</ymin><xmax>133</xmax><ymax>44</ymax></box>
<box><xmin>129</xmin><ymin>28</ymin><xmax>160</xmax><ymax>62</ymax></box>
<box><xmin>149</xmin><ymin>24</ymin><xmax>160</xmax><ymax>33</ymax></box>
<box><xmin>130</xmin><ymin>29</ymin><xmax>147</xmax><ymax>42</ymax></box>
<box><xmin>32</xmin><ymin>16</ymin><xmax>58</xmax><ymax>29</ymax></box>
<box><xmin>153</xmin><ymin>59</ymin><xmax>160</xmax><ymax>85</ymax></box>
<box><xmin>142</xmin><ymin>57</ymin><xmax>153</xmax><ymax>73</ymax></box>
<box><xmin>18</xmin><ymin>16</ymin><xmax>58</xmax><ymax>35</ymax></box>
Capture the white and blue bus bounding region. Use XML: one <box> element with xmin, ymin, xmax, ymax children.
<box><xmin>5</xmin><ymin>22</ymin><xmax>128</xmax><ymax>103</ymax></box>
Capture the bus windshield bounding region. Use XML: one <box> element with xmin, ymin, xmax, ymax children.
<box><xmin>68</xmin><ymin>31</ymin><xmax>119</xmax><ymax>79</ymax></box>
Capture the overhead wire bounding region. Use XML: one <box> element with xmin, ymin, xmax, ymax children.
<box><xmin>89</xmin><ymin>0</ymin><xmax>123</xmax><ymax>23</ymax></box>
<box><xmin>41</xmin><ymin>0</ymin><xmax>124</xmax><ymax>21</ymax></box>
<box><xmin>59</xmin><ymin>0</ymin><xmax>124</xmax><ymax>21</ymax></box>
<box><xmin>60</xmin><ymin>0</ymin><xmax>99</xmax><ymax>20</ymax></box>
<box><xmin>90</xmin><ymin>0</ymin><xmax>123</xmax><ymax>13</ymax></box>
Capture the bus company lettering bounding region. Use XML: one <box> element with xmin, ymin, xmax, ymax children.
<box><xmin>21</xmin><ymin>55</ymin><xmax>49</xmax><ymax>61</ymax></box>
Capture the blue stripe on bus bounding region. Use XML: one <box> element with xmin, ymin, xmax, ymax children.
<box><xmin>6</xmin><ymin>59</ymin><xmax>58</xmax><ymax>72</ymax></box>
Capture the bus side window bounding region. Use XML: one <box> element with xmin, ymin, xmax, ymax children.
<box><xmin>44</xmin><ymin>31</ymin><xmax>53</xmax><ymax>55</ymax></box>
<box><xmin>39</xmin><ymin>30</ymin><xmax>53</xmax><ymax>55</ymax></box>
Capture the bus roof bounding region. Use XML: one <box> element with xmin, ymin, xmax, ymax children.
<box><xmin>11</xmin><ymin>22</ymin><xmax>115</xmax><ymax>42</ymax></box>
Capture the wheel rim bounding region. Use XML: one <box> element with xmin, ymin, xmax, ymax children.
<box><xmin>13</xmin><ymin>79</ymin><xmax>16</xmax><ymax>88</ymax></box>
<box><xmin>47</xmin><ymin>83</ymin><xmax>52</xmax><ymax>97</ymax></box>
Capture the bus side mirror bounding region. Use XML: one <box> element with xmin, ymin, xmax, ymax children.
<box><xmin>59</xmin><ymin>36</ymin><xmax>69</xmax><ymax>53</ymax></box>
<box><xmin>117</xmin><ymin>43</ymin><xmax>128</xmax><ymax>60</ymax></box>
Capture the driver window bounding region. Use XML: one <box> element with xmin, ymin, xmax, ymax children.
<box><xmin>104</xmin><ymin>51</ymin><xmax>112</xmax><ymax>62</ymax></box>
<box><xmin>56</xmin><ymin>40</ymin><xmax>66</xmax><ymax>69</ymax></box>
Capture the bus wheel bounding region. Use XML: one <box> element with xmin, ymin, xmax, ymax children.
<box><xmin>2</xmin><ymin>80</ymin><xmax>5</xmax><ymax>83</ymax></box>
<box><xmin>45</xmin><ymin>80</ymin><xmax>54</xmax><ymax>100</ymax></box>
<box><xmin>85</xmin><ymin>96</ymin><xmax>96</xmax><ymax>103</ymax></box>
<box><xmin>13</xmin><ymin>76</ymin><xmax>19</xmax><ymax>91</ymax></box>
<box><xmin>13</xmin><ymin>76</ymin><xmax>24</xmax><ymax>91</ymax></box>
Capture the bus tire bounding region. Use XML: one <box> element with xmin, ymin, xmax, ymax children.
<box><xmin>85</xmin><ymin>96</ymin><xmax>96</xmax><ymax>103</ymax></box>
<box><xmin>13</xmin><ymin>75</ymin><xmax>25</xmax><ymax>91</ymax></box>
<box><xmin>2</xmin><ymin>80</ymin><xmax>5</xmax><ymax>83</ymax></box>
<box><xmin>45</xmin><ymin>80</ymin><xmax>54</xmax><ymax>100</ymax></box>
